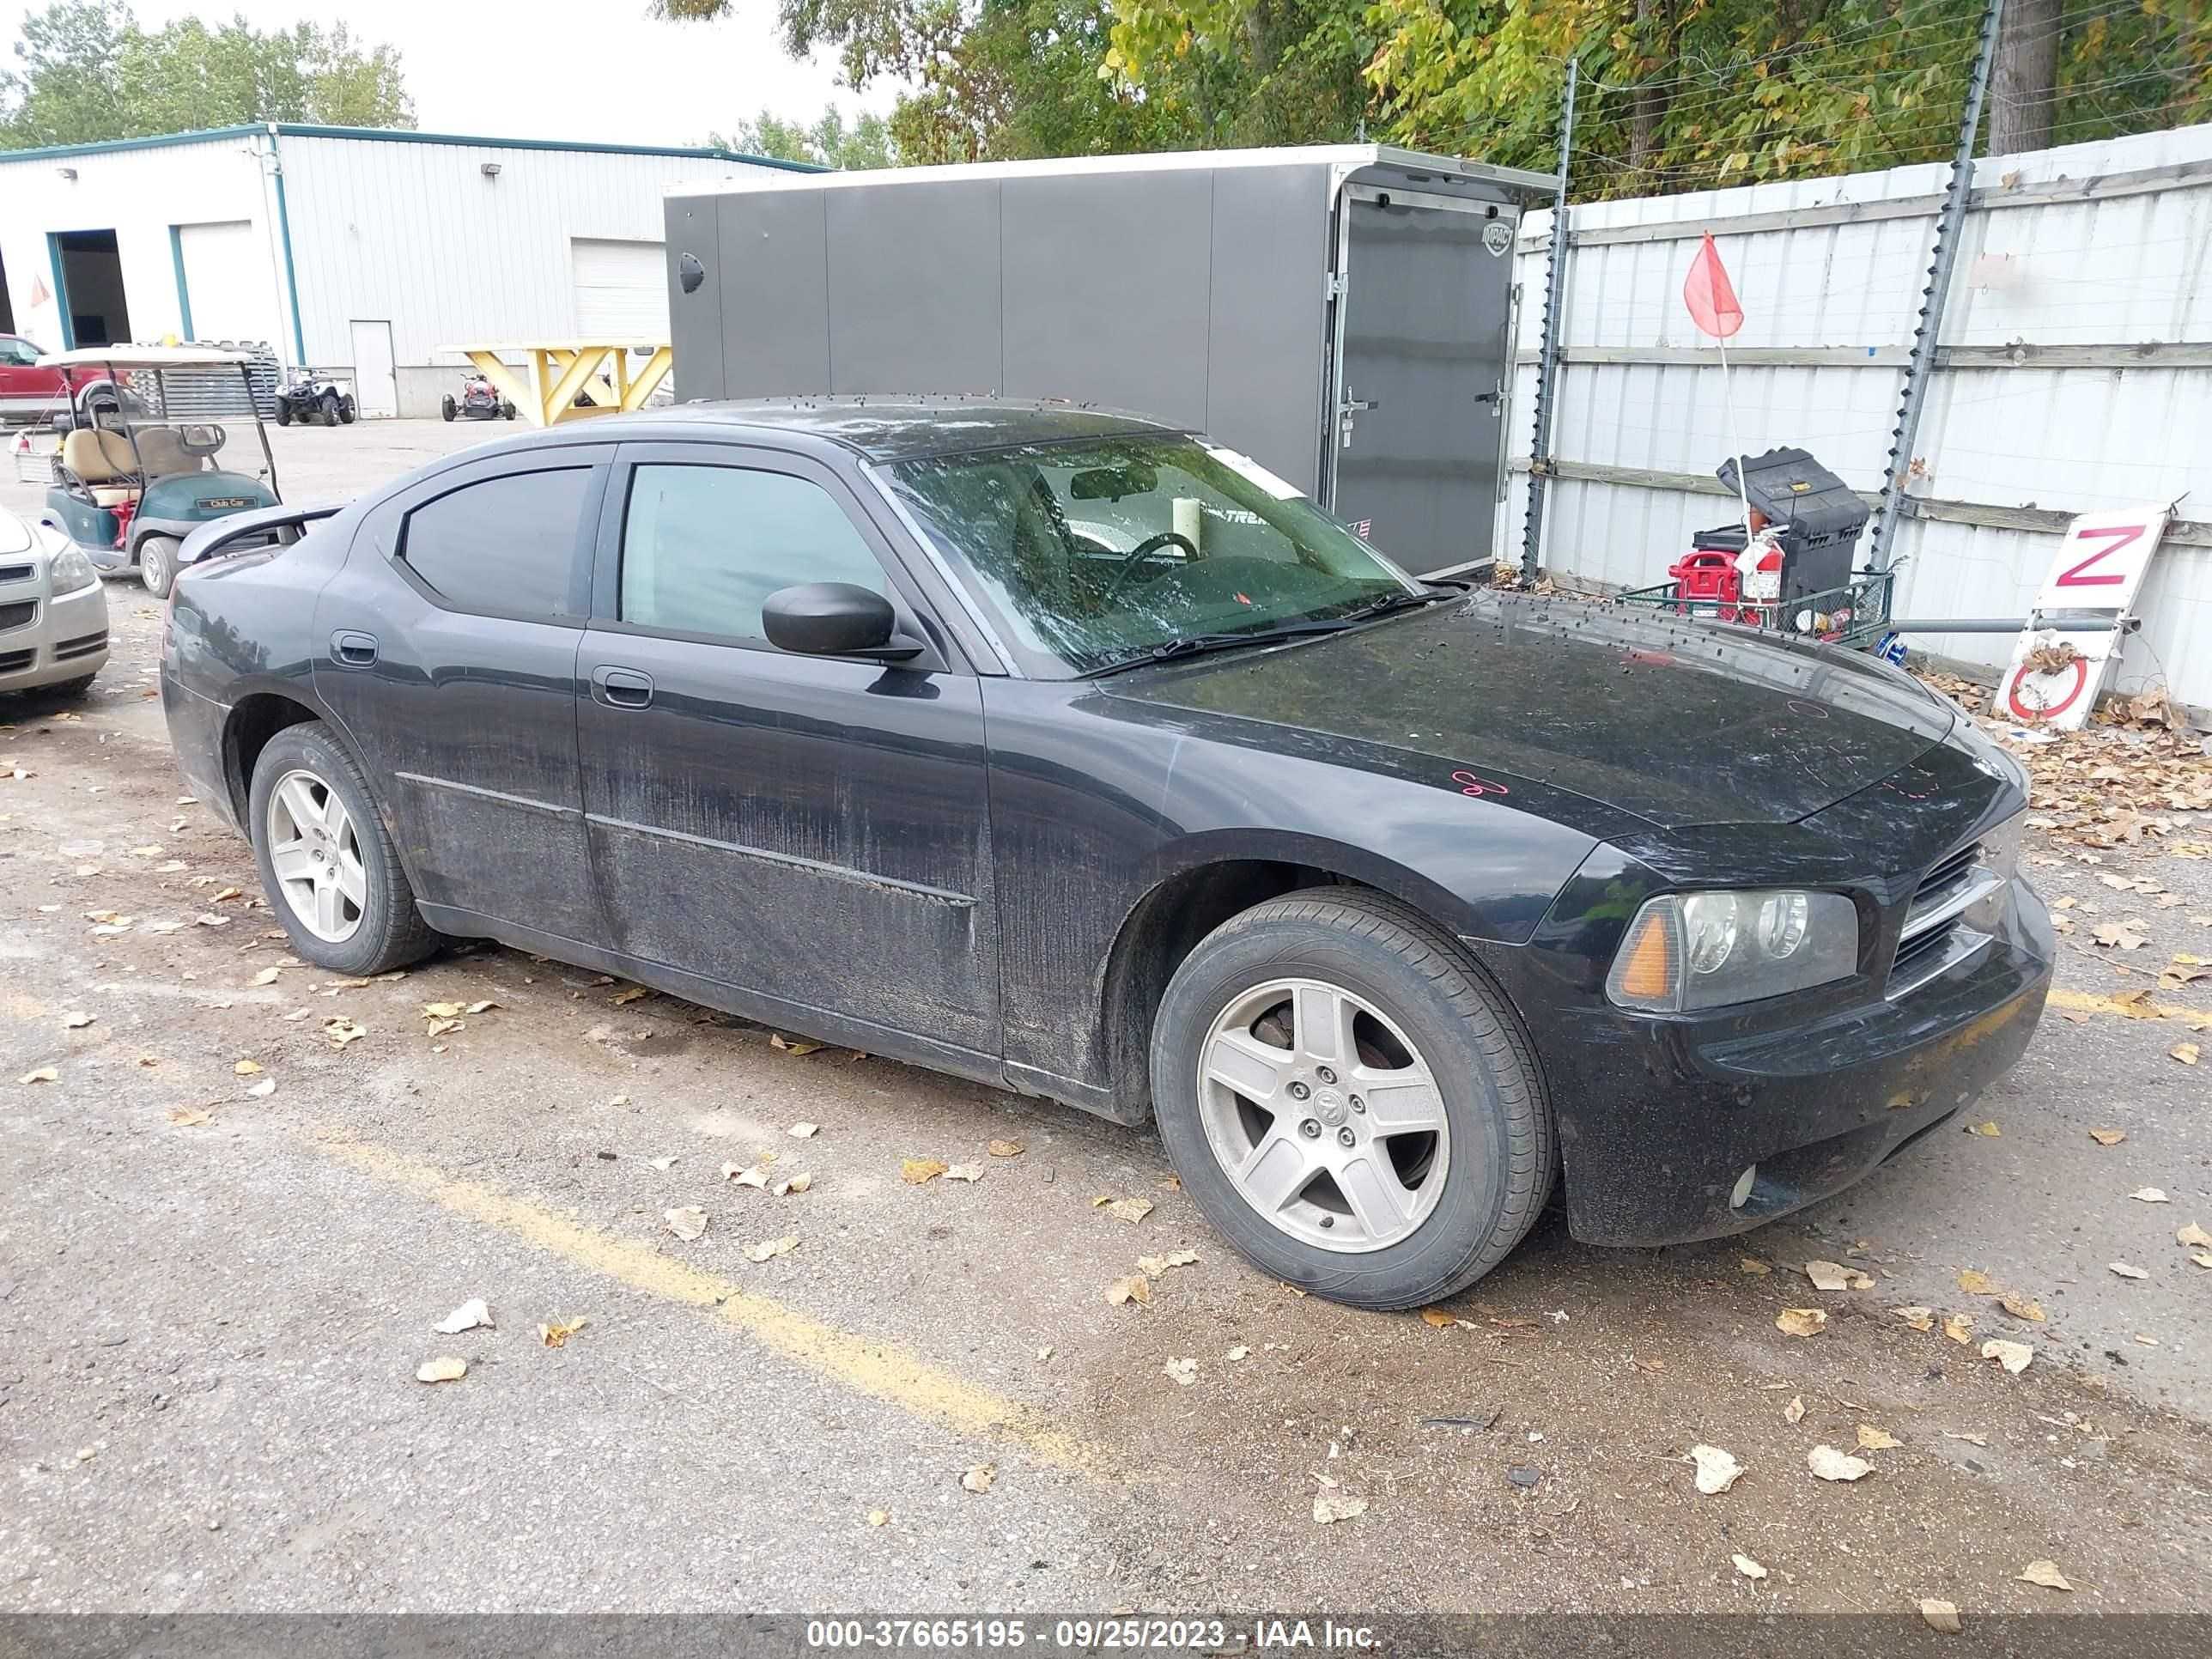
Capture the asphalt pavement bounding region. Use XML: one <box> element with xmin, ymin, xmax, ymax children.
<box><xmin>3</xmin><ymin>422</ymin><xmax>2210</xmax><ymax>1617</ymax></box>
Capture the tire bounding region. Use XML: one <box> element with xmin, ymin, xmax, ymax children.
<box><xmin>1150</xmin><ymin>888</ymin><xmax>1552</xmax><ymax>1310</ymax></box>
<box><xmin>248</xmin><ymin>723</ymin><xmax>440</xmax><ymax>975</ymax></box>
<box><xmin>500</xmin><ymin>401</ymin><xmax>517</xmax><ymax>421</ymax></box>
<box><xmin>276</xmin><ymin>401</ymin><xmax>294</xmax><ymax>427</ymax></box>
<box><xmin>320</xmin><ymin>392</ymin><xmax>342</xmax><ymax>427</ymax></box>
<box><xmin>137</xmin><ymin>533</ymin><xmax>180</xmax><ymax>599</ymax></box>
<box><xmin>46</xmin><ymin>672</ymin><xmax>97</xmax><ymax>700</ymax></box>
<box><xmin>441</xmin><ymin>395</ymin><xmax>457</xmax><ymax>422</ymax></box>
<box><xmin>339</xmin><ymin>396</ymin><xmax>356</xmax><ymax>424</ymax></box>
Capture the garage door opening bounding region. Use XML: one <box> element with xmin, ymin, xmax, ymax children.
<box><xmin>571</xmin><ymin>238</ymin><xmax>669</xmax><ymax>343</ymax></box>
<box><xmin>52</xmin><ymin>229</ymin><xmax>131</xmax><ymax>348</ymax></box>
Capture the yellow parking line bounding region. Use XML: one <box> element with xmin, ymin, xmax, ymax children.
<box><xmin>316</xmin><ymin>1133</ymin><xmax>1109</xmax><ymax>1479</ymax></box>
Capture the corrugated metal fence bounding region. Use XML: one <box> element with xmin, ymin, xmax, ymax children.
<box><xmin>1510</xmin><ymin>121</ymin><xmax>2212</xmax><ymax>712</ymax></box>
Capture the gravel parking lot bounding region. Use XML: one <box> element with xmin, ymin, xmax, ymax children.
<box><xmin>3</xmin><ymin>421</ymin><xmax>2210</xmax><ymax>1616</ymax></box>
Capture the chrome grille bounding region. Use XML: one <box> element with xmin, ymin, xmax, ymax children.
<box><xmin>1887</xmin><ymin>837</ymin><xmax>2005</xmax><ymax>998</ymax></box>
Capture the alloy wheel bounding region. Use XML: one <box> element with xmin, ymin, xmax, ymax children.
<box><xmin>266</xmin><ymin>768</ymin><xmax>368</xmax><ymax>943</ymax></box>
<box><xmin>1195</xmin><ymin>976</ymin><xmax>1449</xmax><ymax>1253</ymax></box>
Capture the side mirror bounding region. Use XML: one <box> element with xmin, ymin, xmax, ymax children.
<box><xmin>762</xmin><ymin>582</ymin><xmax>921</xmax><ymax>661</ymax></box>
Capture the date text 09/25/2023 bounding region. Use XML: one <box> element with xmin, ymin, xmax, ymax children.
<box><xmin>805</xmin><ymin>1618</ymin><xmax>1380</xmax><ymax>1650</ymax></box>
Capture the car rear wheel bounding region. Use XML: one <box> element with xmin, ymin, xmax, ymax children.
<box><xmin>1151</xmin><ymin>888</ymin><xmax>1552</xmax><ymax>1310</ymax></box>
<box><xmin>339</xmin><ymin>395</ymin><xmax>356</xmax><ymax>424</ymax></box>
<box><xmin>249</xmin><ymin>725</ymin><xmax>439</xmax><ymax>975</ymax></box>
<box><xmin>137</xmin><ymin>534</ymin><xmax>179</xmax><ymax>599</ymax></box>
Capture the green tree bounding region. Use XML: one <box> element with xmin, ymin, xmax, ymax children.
<box><xmin>717</xmin><ymin>106</ymin><xmax>899</xmax><ymax>167</ymax></box>
<box><xmin>1</xmin><ymin>3</ymin><xmax>414</xmax><ymax>149</ymax></box>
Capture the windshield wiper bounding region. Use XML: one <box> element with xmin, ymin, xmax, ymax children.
<box><xmin>1085</xmin><ymin>587</ymin><xmax>1449</xmax><ymax>678</ymax></box>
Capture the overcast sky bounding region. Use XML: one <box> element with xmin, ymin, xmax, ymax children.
<box><xmin>2</xmin><ymin>0</ymin><xmax>902</xmax><ymax>146</ymax></box>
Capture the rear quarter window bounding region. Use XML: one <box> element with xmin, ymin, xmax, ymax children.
<box><xmin>399</xmin><ymin>467</ymin><xmax>590</xmax><ymax>620</ymax></box>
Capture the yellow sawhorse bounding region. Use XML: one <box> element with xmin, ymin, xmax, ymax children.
<box><xmin>443</xmin><ymin>342</ymin><xmax>674</xmax><ymax>428</ymax></box>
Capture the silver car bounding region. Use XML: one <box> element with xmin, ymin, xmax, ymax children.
<box><xmin>0</xmin><ymin>506</ymin><xmax>110</xmax><ymax>696</ymax></box>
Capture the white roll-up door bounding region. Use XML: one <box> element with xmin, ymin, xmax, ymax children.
<box><xmin>571</xmin><ymin>239</ymin><xmax>670</xmax><ymax>343</ymax></box>
<box><xmin>178</xmin><ymin>220</ymin><xmax>283</xmax><ymax>353</ymax></box>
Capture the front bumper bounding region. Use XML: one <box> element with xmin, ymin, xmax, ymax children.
<box><xmin>1498</xmin><ymin>874</ymin><xmax>2053</xmax><ymax>1247</ymax></box>
<box><xmin>0</xmin><ymin>580</ymin><xmax>110</xmax><ymax>690</ymax></box>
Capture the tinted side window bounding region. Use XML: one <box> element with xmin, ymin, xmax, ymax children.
<box><xmin>620</xmin><ymin>464</ymin><xmax>889</xmax><ymax>644</ymax></box>
<box><xmin>400</xmin><ymin>467</ymin><xmax>590</xmax><ymax>619</ymax></box>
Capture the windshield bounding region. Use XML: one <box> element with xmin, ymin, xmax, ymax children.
<box><xmin>881</xmin><ymin>435</ymin><xmax>1421</xmax><ymax>678</ymax></box>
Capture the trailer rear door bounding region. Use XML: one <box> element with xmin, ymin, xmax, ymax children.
<box><xmin>1328</xmin><ymin>185</ymin><xmax>1515</xmax><ymax>577</ymax></box>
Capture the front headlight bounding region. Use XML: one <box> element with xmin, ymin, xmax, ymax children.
<box><xmin>49</xmin><ymin>545</ymin><xmax>98</xmax><ymax>594</ymax></box>
<box><xmin>1607</xmin><ymin>888</ymin><xmax>1860</xmax><ymax>1012</ymax></box>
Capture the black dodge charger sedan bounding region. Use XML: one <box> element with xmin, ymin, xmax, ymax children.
<box><xmin>160</xmin><ymin>399</ymin><xmax>2052</xmax><ymax>1310</ymax></box>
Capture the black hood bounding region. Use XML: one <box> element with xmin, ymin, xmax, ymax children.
<box><xmin>1108</xmin><ymin>592</ymin><xmax>1957</xmax><ymax>830</ymax></box>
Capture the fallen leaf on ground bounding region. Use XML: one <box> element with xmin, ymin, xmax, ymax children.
<box><xmin>901</xmin><ymin>1158</ymin><xmax>947</xmax><ymax>1185</ymax></box>
<box><xmin>252</xmin><ymin>967</ymin><xmax>281</xmax><ymax>986</ymax></box>
<box><xmin>725</xmin><ymin>1163</ymin><xmax>768</xmax><ymax>1188</ymax></box>
<box><xmin>2017</xmin><ymin>1560</ymin><xmax>2073</xmax><ymax>1592</ymax></box>
<box><xmin>2088</xmin><ymin>1127</ymin><xmax>2127</xmax><ymax>1146</ymax></box>
<box><xmin>1856</xmin><ymin>1424</ymin><xmax>1902</xmax><ymax>1451</ymax></box>
<box><xmin>539</xmin><ymin>1316</ymin><xmax>589</xmax><ymax>1348</ymax></box>
<box><xmin>167</xmin><ymin>1105</ymin><xmax>211</xmax><ymax>1126</ymax></box>
<box><xmin>664</xmin><ymin>1206</ymin><xmax>708</xmax><ymax>1242</ymax></box>
<box><xmin>232</xmin><ymin>1059</ymin><xmax>261</xmax><ymax>1075</ymax></box>
<box><xmin>1965</xmin><ymin>1120</ymin><xmax>2001</xmax><ymax>1137</ymax></box>
<box><xmin>324</xmin><ymin>1017</ymin><xmax>366</xmax><ymax>1048</ymax></box>
<box><xmin>1943</xmin><ymin>1312</ymin><xmax>1975</xmax><ymax>1344</ymax></box>
<box><xmin>944</xmin><ymin>1163</ymin><xmax>984</xmax><ymax>1183</ymax></box>
<box><xmin>1312</xmin><ymin>1494</ymin><xmax>1367</xmax><ymax>1524</ymax></box>
<box><xmin>17</xmin><ymin>1066</ymin><xmax>58</xmax><ymax>1085</ymax></box>
<box><xmin>422</xmin><ymin>1001</ymin><xmax>465</xmax><ymax>1019</ymax></box>
<box><xmin>2108</xmin><ymin>1261</ymin><xmax>2149</xmax><ymax>1279</ymax></box>
<box><xmin>1807</xmin><ymin>1445</ymin><xmax>1872</xmax><ymax>1482</ymax></box>
<box><xmin>787</xmin><ymin>1121</ymin><xmax>819</xmax><ymax>1139</ymax></box>
<box><xmin>1892</xmin><ymin>1305</ymin><xmax>1935</xmax><ymax>1332</ymax></box>
<box><xmin>1998</xmin><ymin>1292</ymin><xmax>2046</xmax><ymax>1322</ymax></box>
<box><xmin>744</xmin><ymin>1234</ymin><xmax>799</xmax><ymax>1263</ymax></box>
<box><xmin>2129</xmin><ymin>1187</ymin><xmax>2171</xmax><ymax>1204</ymax></box>
<box><xmin>1162</xmin><ymin>1356</ymin><xmax>1197</xmax><ymax>1387</ymax></box>
<box><xmin>1419</xmin><ymin>1307</ymin><xmax>1460</xmax><ymax>1328</ymax></box>
<box><xmin>987</xmin><ymin>1139</ymin><xmax>1024</xmax><ymax>1157</ymax></box>
<box><xmin>611</xmin><ymin>986</ymin><xmax>649</xmax><ymax>1005</ymax></box>
<box><xmin>1224</xmin><ymin>1345</ymin><xmax>1250</xmax><ymax>1361</ymax></box>
<box><xmin>1957</xmin><ymin>1268</ymin><xmax>2002</xmax><ymax>1295</ymax></box>
<box><xmin>648</xmin><ymin>1155</ymin><xmax>678</xmax><ymax>1171</ymax></box>
<box><xmin>1688</xmin><ymin>1444</ymin><xmax>1743</xmax><ymax>1494</ymax></box>
<box><xmin>415</xmin><ymin>1356</ymin><xmax>467</xmax><ymax>1384</ymax></box>
<box><xmin>1805</xmin><ymin>1259</ymin><xmax>1873</xmax><ymax>1291</ymax></box>
<box><xmin>1094</xmin><ymin>1195</ymin><xmax>1156</xmax><ymax>1224</ymax></box>
<box><xmin>1139</xmin><ymin>1250</ymin><xmax>1200</xmax><ymax>1279</ymax></box>
<box><xmin>1981</xmin><ymin>1339</ymin><xmax>2033</xmax><ymax>1375</ymax></box>
<box><xmin>1739</xmin><ymin>1257</ymin><xmax>1771</xmax><ymax>1275</ymax></box>
<box><xmin>1105</xmin><ymin>1273</ymin><xmax>1151</xmax><ymax>1307</ymax></box>
<box><xmin>1920</xmin><ymin>1600</ymin><xmax>1962</xmax><ymax>1634</ymax></box>
<box><xmin>435</xmin><ymin>1298</ymin><xmax>494</xmax><ymax>1334</ymax></box>
<box><xmin>61</xmin><ymin>1012</ymin><xmax>94</xmax><ymax>1030</ymax></box>
<box><xmin>212</xmin><ymin>886</ymin><xmax>241</xmax><ymax>902</ymax></box>
<box><xmin>961</xmin><ymin>1463</ymin><xmax>995</xmax><ymax>1494</ymax></box>
<box><xmin>1942</xmin><ymin>1431</ymin><xmax>1988</xmax><ymax>1446</ymax></box>
<box><xmin>1731</xmin><ymin>1554</ymin><xmax>1767</xmax><ymax>1582</ymax></box>
<box><xmin>1784</xmin><ymin>1395</ymin><xmax>1806</xmax><ymax>1425</ymax></box>
<box><xmin>1776</xmin><ymin>1308</ymin><xmax>1827</xmax><ymax>1337</ymax></box>
<box><xmin>771</xmin><ymin>1172</ymin><xmax>811</xmax><ymax>1196</ymax></box>
<box><xmin>2172</xmin><ymin>1042</ymin><xmax>2201</xmax><ymax>1066</ymax></box>
<box><xmin>770</xmin><ymin>1033</ymin><xmax>822</xmax><ymax>1055</ymax></box>
<box><xmin>2177</xmin><ymin>1223</ymin><xmax>2212</xmax><ymax>1249</ymax></box>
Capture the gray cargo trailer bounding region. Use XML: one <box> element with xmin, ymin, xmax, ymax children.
<box><xmin>663</xmin><ymin>146</ymin><xmax>1552</xmax><ymax>577</ymax></box>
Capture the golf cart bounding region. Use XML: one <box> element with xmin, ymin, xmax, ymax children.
<box><xmin>34</xmin><ymin>347</ymin><xmax>280</xmax><ymax>599</ymax></box>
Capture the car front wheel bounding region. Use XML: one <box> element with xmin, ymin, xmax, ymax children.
<box><xmin>249</xmin><ymin>725</ymin><xmax>438</xmax><ymax>975</ymax></box>
<box><xmin>1151</xmin><ymin>889</ymin><xmax>1553</xmax><ymax>1310</ymax></box>
<box><xmin>137</xmin><ymin>533</ymin><xmax>179</xmax><ymax>599</ymax></box>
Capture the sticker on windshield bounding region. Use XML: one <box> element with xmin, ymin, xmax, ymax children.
<box><xmin>1201</xmin><ymin>444</ymin><xmax>1306</xmax><ymax>502</ymax></box>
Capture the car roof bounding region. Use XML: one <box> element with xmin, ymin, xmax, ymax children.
<box><xmin>634</xmin><ymin>397</ymin><xmax>1186</xmax><ymax>462</ymax></box>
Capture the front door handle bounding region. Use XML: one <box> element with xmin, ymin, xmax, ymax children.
<box><xmin>592</xmin><ymin>665</ymin><xmax>654</xmax><ymax>709</ymax></box>
<box><xmin>330</xmin><ymin>629</ymin><xmax>379</xmax><ymax>666</ymax></box>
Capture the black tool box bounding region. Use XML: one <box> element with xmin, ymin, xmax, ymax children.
<box><xmin>1694</xmin><ymin>447</ymin><xmax>1870</xmax><ymax>605</ymax></box>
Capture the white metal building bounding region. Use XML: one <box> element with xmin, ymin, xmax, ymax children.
<box><xmin>0</xmin><ymin>124</ymin><xmax>805</xmax><ymax>417</ymax></box>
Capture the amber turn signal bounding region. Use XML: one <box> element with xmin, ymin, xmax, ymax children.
<box><xmin>1610</xmin><ymin>907</ymin><xmax>1677</xmax><ymax>1008</ymax></box>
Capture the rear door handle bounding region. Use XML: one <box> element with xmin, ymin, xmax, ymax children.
<box><xmin>330</xmin><ymin>629</ymin><xmax>379</xmax><ymax>666</ymax></box>
<box><xmin>592</xmin><ymin>665</ymin><xmax>654</xmax><ymax>709</ymax></box>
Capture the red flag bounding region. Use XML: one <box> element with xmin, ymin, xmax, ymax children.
<box><xmin>1683</xmin><ymin>233</ymin><xmax>1744</xmax><ymax>339</ymax></box>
